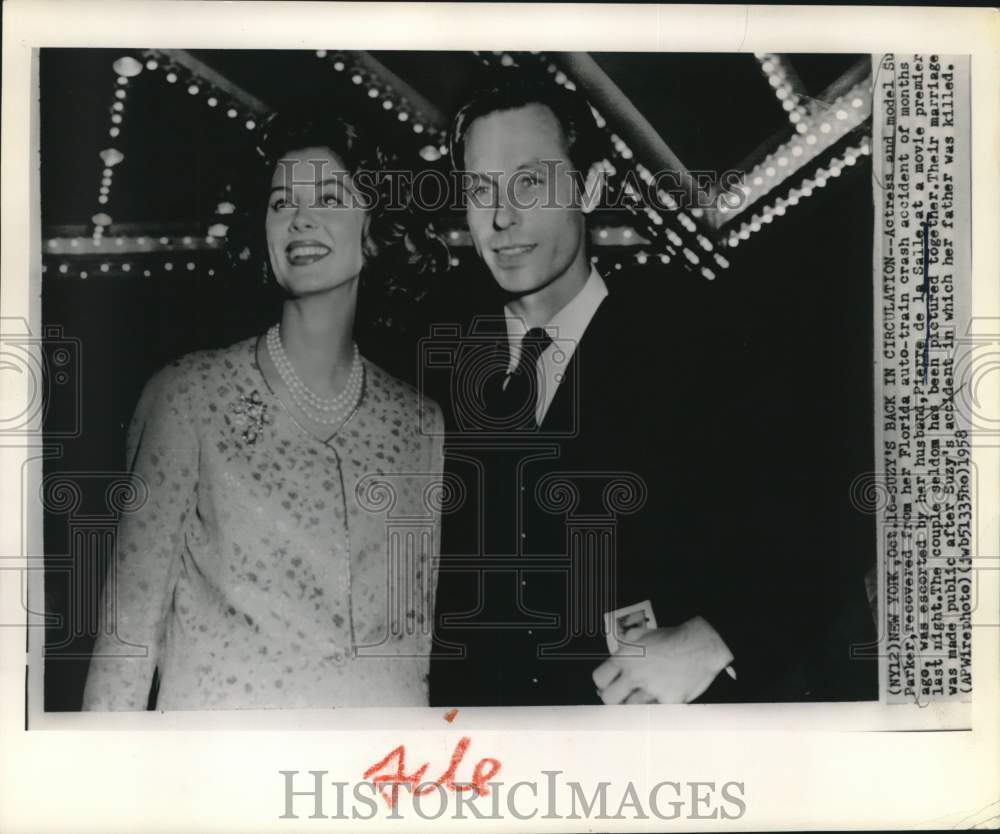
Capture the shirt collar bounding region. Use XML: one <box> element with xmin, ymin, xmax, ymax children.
<box><xmin>503</xmin><ymin>266</ymin><xmax>609</xmax><ymax>364</ymax></box>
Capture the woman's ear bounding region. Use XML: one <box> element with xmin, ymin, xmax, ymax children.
<box><xmin>581</xmin><ymin>161</ymin><xmax>606</xmax><ymax>215</ymax></box>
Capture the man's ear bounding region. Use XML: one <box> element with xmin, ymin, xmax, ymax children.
<box><xmin>580</xmin><ymin>161</ymin><xmax>606</xmax><ymax>215</ymax></box>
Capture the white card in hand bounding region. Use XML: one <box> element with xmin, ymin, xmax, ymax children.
<box><xmin>603</xmin><ymin>600</ymin><xmax>658</xmax><ymax>653</ymax></box>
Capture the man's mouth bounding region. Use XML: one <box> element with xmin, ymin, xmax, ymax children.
<box><xmin>493</xmin><ymin>244</ymin><xmax>536</xmax><ymax>262</ymax></box>
<box><xmin>285</xmin><ymin>241</ymin><xmax>332</xmax><ymax>266</ymax></box>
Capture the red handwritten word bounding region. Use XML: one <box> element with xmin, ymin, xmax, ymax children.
<box><xmin>362</xmin><ymin>737</ymin><xmax>501</xmax><ymax>808</ymax></box>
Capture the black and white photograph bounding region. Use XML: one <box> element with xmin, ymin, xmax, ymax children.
<box><xmin>39</xmin><ymin>47</ymin><xmax>881</xmax><ymax>712</ymax></box>
<box><xmin>1</xmin><ymin>3</ymin><xmax>996</xmax><ymax>833</ymax></box>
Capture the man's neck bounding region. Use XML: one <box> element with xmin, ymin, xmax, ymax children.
<box><xmin>506</xmin><ymin>253</ymin><xmax>591</xmax><ymax>330</ymax></box>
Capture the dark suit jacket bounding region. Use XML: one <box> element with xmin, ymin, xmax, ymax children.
<box><xmin>429</xmin><ymin>270</ymin><xmax>876</xmax><ymax>706</ymax></box>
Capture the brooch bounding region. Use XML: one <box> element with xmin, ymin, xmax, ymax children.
<box><xmin>229</xmin><ymin>389</ymin><xmax>271</xmax><ymax>445</ymax></box>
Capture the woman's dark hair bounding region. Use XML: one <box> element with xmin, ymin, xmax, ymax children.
<box><xmin>449</xmin><ymin>76</ymin><xmax>603</xmax><ymax>175</ymax></box>
<box><xmin>227</xmin><ymin>109</ymin><xmax>447</xmax><ymax>318</ymax></box>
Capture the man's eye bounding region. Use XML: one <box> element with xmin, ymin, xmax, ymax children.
<box><xmin>321</xmin><ymin>194</ymin><xmax>343</xmax><ymax>207</ymax></box>
<box><xmin>518</xmin><ymin>172</ymin><xmax>542</xmax><ymax>188</ymax></box>
<box><xmin>271</xmin><ymin>198</ymin><xmax>292</xmax><ymax>211</ymax></box>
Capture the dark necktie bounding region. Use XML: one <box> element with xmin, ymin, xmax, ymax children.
<box><xmin>487</xmin><ymin>327</ymin><xmax>553</xmax><ymax>429</ymax></box>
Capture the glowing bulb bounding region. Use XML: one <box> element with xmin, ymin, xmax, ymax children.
<box><xmin>333</xmin><ymin>61</ymin><xmax>345</xmax><ymax>71</ymax></box>
<box><xmin>100</xmin><ymin>148</ymin><xmax>124</xmax><ymax>167</ymax></box>
<box><xmin>109</xmin><ymin>127</ymin><xmax>120</xmax><ymax>138</ymax></box>
<box><xmin>398</xmin><ymin>111</ymin><xmax>409</xmax><ymax>122</ymax></box>
<box><xmin>836</xmin><ymin>109</ymin><xmax>847</xmax><ymax>120</ymax></box>
<box><xmin>351</xmin><ymin>74</ymin><xmax>363</xmax><ymax>85</ymax></box>
<box><xmin>188</xmin><ymin>84</ymin><xmax>199</xmax><ymax>95</ymax></box>
<box><xmin>113</xmin><ymin>56</ymin><xmax>143</xmax><ymax>77</ymax></box>
<box><xmin>145</xmin><ymin>59</ymin><xmax>158</xmax><ymax>71</ymax></box>
<box><xmin>166</xmin><ymin>72</ymin><xmax>177</xmax><ymax>83</ymax></box>
<box><xmin>820</xmin><ymin>123</ymin><xmax>831</xmax><ymax>134</ymax></box>
<box><xmin>367</xmin><ymin>88</ymin><xmax>379</xmax><ymax>99</ymax></box>
<box><xmin>227</xmin><ymin>108</ymin><xmax>237</xmax><ymax>118</ymax></box>
<box><xmin>245</xmin><ymin>119</ymin><xmax>256</xmax><ymax>130</ymax></box>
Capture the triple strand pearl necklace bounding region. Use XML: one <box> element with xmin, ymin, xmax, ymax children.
<box><xmin>266</xmin><ymin>323</ymin><xmax>363</xmax><ymax>427</ymax></box>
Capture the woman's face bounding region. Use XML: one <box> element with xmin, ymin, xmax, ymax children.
<box><xmin>265</xmin><ymin>145</ymin><xmax>367</xmax><ymax>297</ymax></box>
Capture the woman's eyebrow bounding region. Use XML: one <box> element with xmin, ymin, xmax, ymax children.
<box><xmin>268</xmin><ymin>178</ymin><xmax>355</xmax><ymax>197</ymax></box>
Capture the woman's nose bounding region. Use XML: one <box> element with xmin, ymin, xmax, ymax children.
<box><xmin>290</xmin><ymin>205</ymin><xmax>316</xmax><ymax>231</ymax></box>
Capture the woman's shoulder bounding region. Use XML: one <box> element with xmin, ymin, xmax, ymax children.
<box><xmin>362</xmin><ymin>356</ymin><xmax>443</xmax><ymax>432</ymax></box>
<box><xmin>150</xmin><ymin>337</ymin><xmax>257</xmax><ymax>390</ymax></box>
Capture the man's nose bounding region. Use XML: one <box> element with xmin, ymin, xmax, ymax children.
<box><xmin>492</xmin><ymin>192</ymin><xmax>517</xmax><ymax>230</ymax></box>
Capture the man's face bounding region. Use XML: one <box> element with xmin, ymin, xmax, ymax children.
<box><xmin>463</xmin><ymin>104</ymin><xmax>588</xmax><ymax>299</ymax></box>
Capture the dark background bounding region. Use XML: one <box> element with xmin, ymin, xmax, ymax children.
<box><xmin>40</xmin><ymin>49</ymin><xmax>876</xmax><ymax>709</ymax></box>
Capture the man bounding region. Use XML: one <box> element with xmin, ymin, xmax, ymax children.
<box><xmin>428</xmin><ymin>78</ymin><xmax>873</xmax><ymax>707</ymax></box>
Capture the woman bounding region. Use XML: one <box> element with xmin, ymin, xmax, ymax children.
<box><xmin>83</xmin><ymin>114</ymin><xmax>444</xmax><ymax>710</ymax></box>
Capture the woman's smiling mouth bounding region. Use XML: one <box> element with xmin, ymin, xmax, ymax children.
<box><xmin>285</xmin><ymin>241</ymin><xmax>332</xmax><ymax>266</ymax></box>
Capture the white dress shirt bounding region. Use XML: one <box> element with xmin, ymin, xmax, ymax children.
<box><xmin>503</xmin><ymin>267</ymin><xmax>609</xmax><ymax>425</ymax></box>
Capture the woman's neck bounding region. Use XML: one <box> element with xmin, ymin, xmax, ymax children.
<box><xmin>278</xmin><ymin>283</ymin><xmax>358</xmax><ymax>397</ymax></box>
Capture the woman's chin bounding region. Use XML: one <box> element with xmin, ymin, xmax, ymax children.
<box><xmin>278</xmin><ymin>269</ymin><xmax>357</xmax><ymax>298</ymax></box>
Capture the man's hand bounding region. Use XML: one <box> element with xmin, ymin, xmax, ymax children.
<box><xmin>592</xmin><ymin>616</ymin><xmax>734</xmax><ymax>704</ymax></box>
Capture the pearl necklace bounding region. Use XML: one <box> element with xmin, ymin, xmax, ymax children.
<box><xmin>266</xmin><ymin>324</ymin><xmax>363</xmax><ymax>426</ymax></box>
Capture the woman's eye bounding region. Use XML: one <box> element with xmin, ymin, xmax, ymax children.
<box><xmin>271</xmin><ymin>198</ymin><xmax>292</xmax><ymax>211</ymax></box>
<box><xmin>321</xmin><ymin>194</ymin><xmax>343</xmax><ymax>207</ymax></box>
